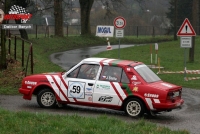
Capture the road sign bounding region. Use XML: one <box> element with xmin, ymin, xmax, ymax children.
<box><xmin>180</xmin><ymin>37</ymin><xmax>192</xmax><ymax>48</ymax></box>
<box><xmin>0</xmin><ymin>9</ymin><xmax>4</xmax><ymax>24</ymax></box>
<box><xmin>115</xmin><ymin>29</ymin><xmax>124</xmax><ymax>38</ymax></box>
<box><xmin>113</xmin><ymin>16</ymin><xmax>126</xmax><ymax>29</ymax></box>
<box><xmin>177</xmin><ymin>18</ymin><xmax>196</xmax><ymax>36</ymax></box>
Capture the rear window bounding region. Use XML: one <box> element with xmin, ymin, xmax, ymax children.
<box><xmin>134</xmin><ymin>64</ymin><xmax>161</xmax><ymax>83</ymax></box>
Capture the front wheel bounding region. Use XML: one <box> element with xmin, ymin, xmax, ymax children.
<box><xmin>124</xmin><ymin>98</ymin><xmax>144</xmax><ymax>117</ymax></box>
<box><xmin>37</xmin><ymin>88</ymin><xmax>56</xmax><ymax>108</ymax></box>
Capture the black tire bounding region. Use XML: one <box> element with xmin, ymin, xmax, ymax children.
<box><xmin>124</xmin><ymin>98</ymin><xmax>144</xmax><ymax>117</ymax></box>
<box><xmin>37</xmin><ymin>88</ymin><xmax>56</xmax><ymax>108</ymax></box>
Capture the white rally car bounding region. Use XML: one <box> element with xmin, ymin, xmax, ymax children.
<box><xmin>19</xmin><ymin>58</ymin><xmax>184</xmax><ymax>117</ymax></box>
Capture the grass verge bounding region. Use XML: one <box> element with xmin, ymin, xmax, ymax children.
<box><xmin>0</xmin><ymin>108</ymin><xmax>189</xmax><ymax>134</ymax></box>
<box><xmin>94</xmin><ymin>36</ymin><xmax>200</xmax><ymax>89</ymax></box>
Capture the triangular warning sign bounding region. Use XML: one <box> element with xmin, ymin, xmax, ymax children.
<box><xmin>177</xmin><ymin>18</ymin><xmax>196</xmax><ymax>36</ymax></box>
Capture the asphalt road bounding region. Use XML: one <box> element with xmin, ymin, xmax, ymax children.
<box><xmin>0</xmin><ymin>87</ymin><xmax>200</xmax><ymax>134</ymax></box>
<box><xmin>1</xmin><ymin>44</ymin><xmax>200</xmax><ymax>134</ymax></box>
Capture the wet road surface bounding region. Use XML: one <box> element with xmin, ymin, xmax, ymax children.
<box><xmin>50</xmin><ymin>44</ymin><xmax>134</xmax><ymax>70</ymax></box>
<box><xmin>1</xmin><ymin>44</ymin><xmax>200</xmax><ymax>134</ymax></box>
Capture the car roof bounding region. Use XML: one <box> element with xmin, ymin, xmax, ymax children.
<box><xmin>82</xmin><ymin>58</ymin><xmax>142</xmax><ymax>67</ymax></box>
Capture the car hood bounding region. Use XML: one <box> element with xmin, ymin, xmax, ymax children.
<box><xmin>24</xmin><ymin>72</ymin><xmax>62</xmax><ymax>79</ymax></box>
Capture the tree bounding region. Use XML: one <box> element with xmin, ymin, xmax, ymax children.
<box><xmin>54</xmin><ymin>0</ymin><xmax>63</xmax><ymax>37</ymax></box>
<box><xmin>167</xmin><ymin>0</ymin><xmax>199</xmax><ymax>62</ymax></box>
<box><xmin>166</xmin><ymin>0</ymin><xmax>193</xmax><ymax>38</ymax></box>
<box><xmin>189</xmin><ymin>0</ymin><xmax>199</xmax><ymax>62</ymax></box>
<box><xmin>79</xmin><ymin>0</ymin><xmax>94</xmax><ymax>35</ymax></box>
<box><xmin>79</xmin><ymin>0</ymin><xmax>146</xmax><ymax>36</ymax></box>
<box><xmin>0</xmin><ymin>0</ymin><xmax>9</xmax><ymax>70</ymax></box>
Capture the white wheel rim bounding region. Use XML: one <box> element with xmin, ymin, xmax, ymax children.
<box><xmin>41</xmin><ymin>92</ymin><xmax>55</xmax><ymax>107</ymax></box>
<box><xmin>126</xmin><ymin>101</ymin><xmax>141</xmax><ymax>116</ymax></box>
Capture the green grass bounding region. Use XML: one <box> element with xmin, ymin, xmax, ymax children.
<box><xmin>0</xmin><ymin>108</ymin><xmax>189</xmax><ymax>134</ymax></box>
<box><xmin>94</xmin><ymin>36</ymin><xmax>200</xmax><ymax>89</ymax></box>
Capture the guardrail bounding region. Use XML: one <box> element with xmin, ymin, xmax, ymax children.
<box><xmin>7</xmin><ymin>32</ymin><xmax>33</xmax><ymax>76</ymax></box>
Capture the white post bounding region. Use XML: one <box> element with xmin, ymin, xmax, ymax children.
<box><xmin>150</xmin><ymin>44</ymin><xmax>152</xmax><ymax>64</ymax></box>
<box><xmin>106</xmin><ymin>38</ymin><xmax>112</xmax><ymax>50</ymax></box>
<box><xmin>155</xmin><ymin>43</ymin><xmax>158</xmax><ymax>64</ymax></box>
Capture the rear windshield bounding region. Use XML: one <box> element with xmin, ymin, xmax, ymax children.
<box><xmin>134</xmin><ymin>64</ymin><xmax>161</xmax><ymax>83</ymax></box>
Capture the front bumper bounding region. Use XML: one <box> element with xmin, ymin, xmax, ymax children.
<box><xmin>19</xmin><ymin>88</ymin><xmax>32</xmax><ymax>100</ymax></box>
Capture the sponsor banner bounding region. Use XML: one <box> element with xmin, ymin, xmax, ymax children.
<box><xmin>96</xmin><ymin>25</ymin><xmax>114</xmax><ymax>37</ymax></box>
<box><xmin>2</xmin><ymin>24</ymin><xmax>33</xmax><ymax>29</ymax></box>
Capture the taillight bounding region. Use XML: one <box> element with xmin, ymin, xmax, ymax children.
<box><xmin>167</xmin><ymin>88</ymin><xmax>182</xmax><ymax>102</ymax></box>
<box><xmin>167</xmin><ymin>92</ymin><xmax>174</xmax><ymax>100</ymax></box>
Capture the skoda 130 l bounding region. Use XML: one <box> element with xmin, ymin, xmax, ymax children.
<box><xmin>19</xmin><ymin>58</ymin><xmax>184</xmax><ymax>117</ymax></box>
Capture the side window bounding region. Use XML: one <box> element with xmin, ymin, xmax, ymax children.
<box><xmin>77</xmin><ymin>64</ymin><xmax>100</xmax><ymax>80</ymax></box>
<box><xmin>99</xmin><ymin>66</ymin><xmax>122</xmax><ymax>82</ymax></box>
<box><xmin>121</xmin><ymin>70</ymin><xmax>130</xmax><ymax>83</ymax></box>
<box><xmin>67</xmin><ymin>66</ymin><xmax>80</xmax><ymax>78</ymax></box>
<box><xmin>67</xmin><ymin>64</ymin><xmax>100</xmax><ymax>79</ymax></box>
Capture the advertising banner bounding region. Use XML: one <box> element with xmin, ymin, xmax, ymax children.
<box><xmin>96</xmin><ymin>25</ymin><xmax>114</xmax><ymax>37</ymax></box>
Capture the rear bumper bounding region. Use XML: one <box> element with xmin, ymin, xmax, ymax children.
<box><xmin>19</xmin><ymin>88</ymin><xmax>32</xmax><ymax>100</ymax></box>
<box><xmin>153</xmin><ymin>99</ymin><xmax>184</xmax><ymax>111</ymax></box>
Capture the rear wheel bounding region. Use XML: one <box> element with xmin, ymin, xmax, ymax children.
<box><xmin>37</xmin><ymin>88</ymin><xmax>56</xmax><ymax>108</ymax></box>
<box><xmin>124</xmin><ymin>98</ymin><xmax>144</xmax><ymax>117</ymax></box>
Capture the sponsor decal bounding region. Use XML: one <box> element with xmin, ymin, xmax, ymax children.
<box><xmin>85</xmin><ymin>93</ymin><xmax>92</xmax><ymax>96</ymax></box>
<box><xmin>131</xmin><ymin>75</ymin><xmax>137</xmax><ymax>80</ymax></box>
<box><xmin>86</xmin><ymin>88</ymin><xmax>92</xmax><ymax>91</ymax></box>
<box><xmin>96</xmin><ymin>84</ymin><xmax>110</xmax><ymax>90</ymax></box>
<box><xmin>144</xmin><ymin>93</ymin><xmax>159</xmax><ymax>98</ymax></box>
<box><xmin>161</xmin><ymin>83</ymin><xmax>173</xmax><ymax>88</ymax></box>
<box><xmin>88</xmin><ymin>97</ymin><xmax>92</xmax><ymax>101</ymax></box>
<box><xmin>132</xmin><ymin>81</ymin><xmax>141</xmax><ymax>85</ymax></box>
<box><xmin>27</xmin><ymin>86</ymin><xmax>32</xmax><ymax>89</ymax></box>
<box><xmin>132</xmin><ymin>87</ymin><xmax>138</xmax><ymax>92</ymax></box>
<box><xmin>106</xmin><ymin>76</ymin><xmax>117</xmax><ymax>81</ymax></box>
<box><xmin>25</xmin><ymin>81</ymin><xmax>37</xmax><ymax>85</ymax></box>
<box><xmin>68</xmin><ymin>81</ymin><xmax>85</xmax><ymax>99</ymax></box>
<box><xmin>98</xmin><ymin>96</ymin><xmax>113</xmax><ymax>102</ymax></box>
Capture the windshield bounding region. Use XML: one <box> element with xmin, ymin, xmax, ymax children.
<box><xmin>134</xmin><ymin>64</ymin><xmax>161</xmax><ymax>83</ymax></box>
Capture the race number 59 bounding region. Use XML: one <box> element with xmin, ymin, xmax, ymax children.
<box><xmin>68</xmin><ymin>81</ymin><xmax>85</xmax><ymax>98</ymax></box>
<box><xmin>71</xmin><ymin>85</ymin><xmax>81</xmax><ymax>93</ymax></box>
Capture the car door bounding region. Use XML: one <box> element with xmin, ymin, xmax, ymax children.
<box><xmin>63</xmin><ymin>63</ymin><xmax>100</xmax><ymax>103</ymax></box>
<box><xmin>93</xmin><ymin>65</ymin><xmax>126</xmax><ymax>106</ymax></box>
